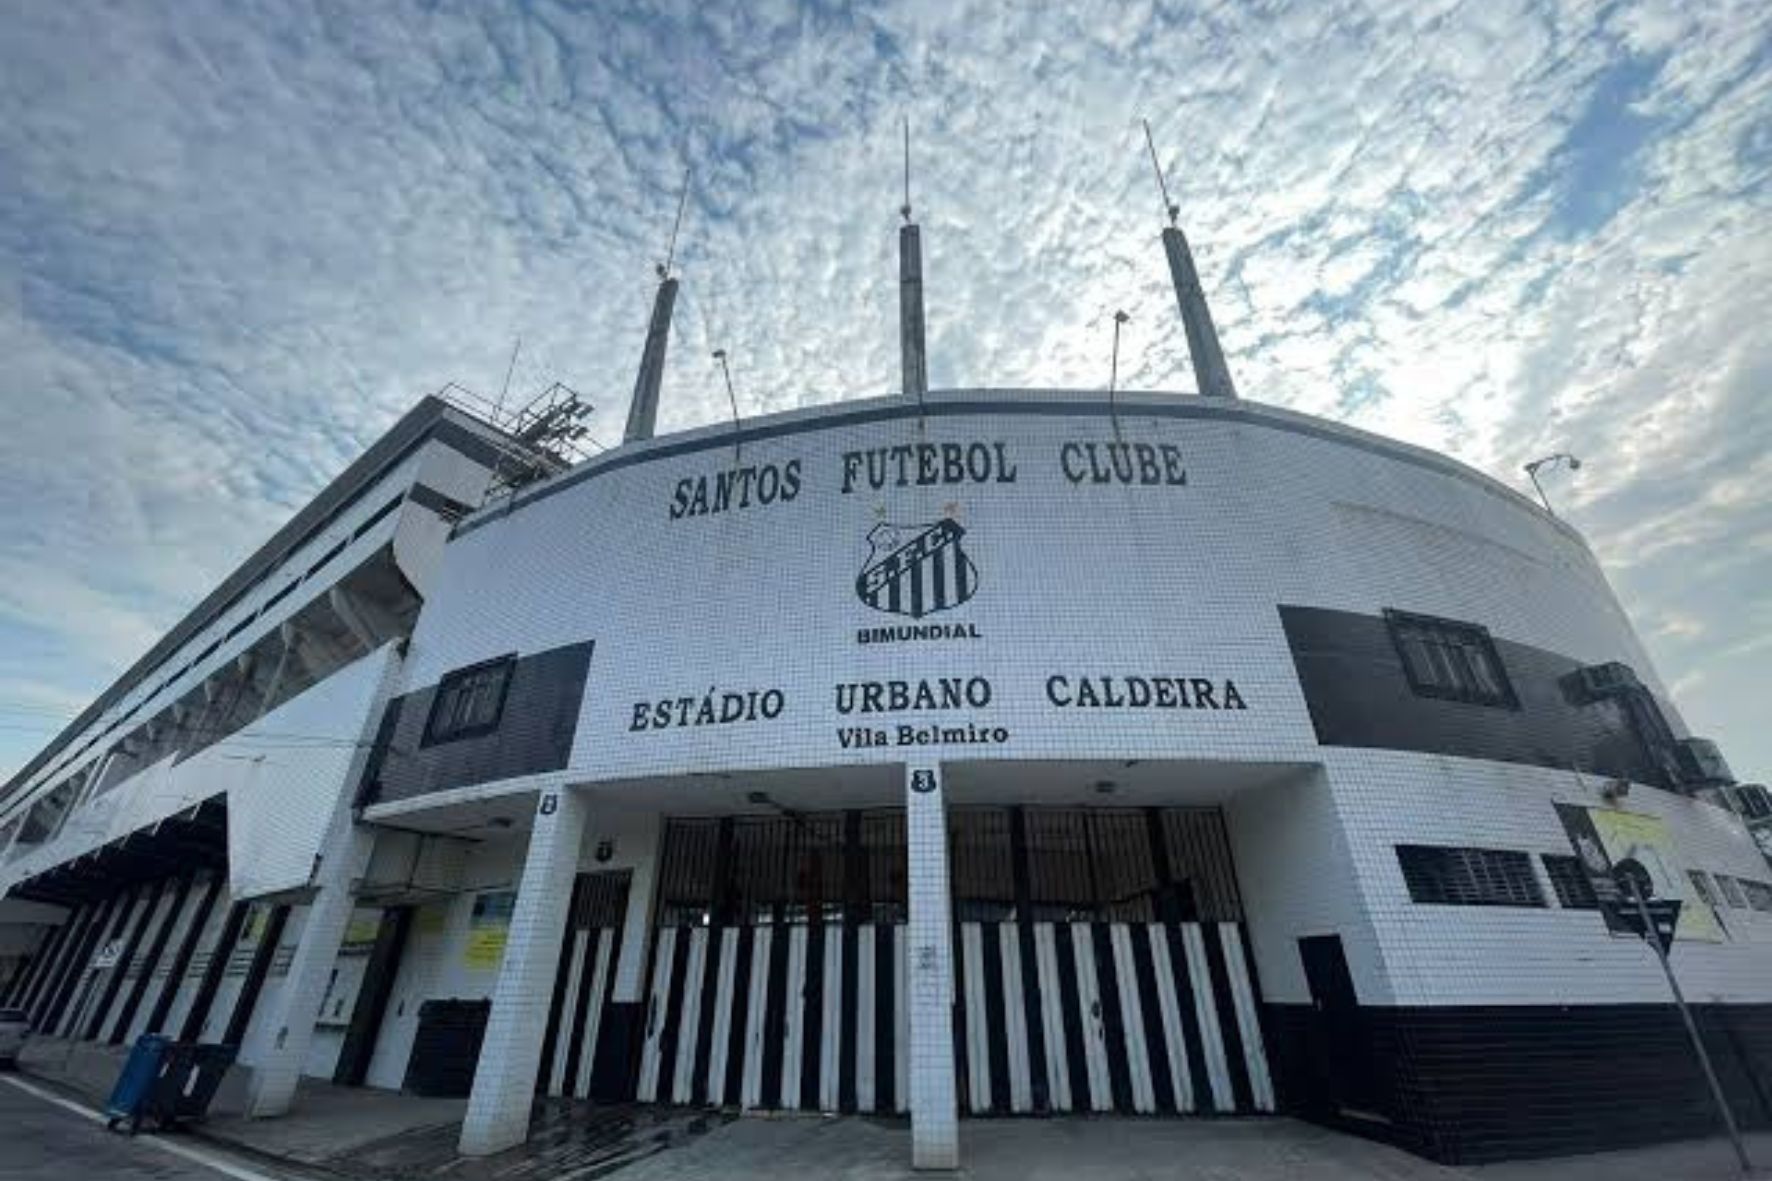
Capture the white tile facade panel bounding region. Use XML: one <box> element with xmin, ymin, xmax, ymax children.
<box><xmin>382</xmin><ymin>391</ymin><xmax>1769</xmax><ymax>1018</ymax></box>
<box><xmin>398</xmin><ymin>394</ymin><xmax>1658</xmax><ymax>788</ymax></box>
<box><xmin>1327</xmin><ymin>748</ymin><xmax>1772</xmax><ymax>1007</ymax></box>
<box><xmin>1224</xmin><ymin>768</ymin><xmax>1386</xmax><ymax>1004</ymax></box>
<box><xmin>905</xmin><ymin>763</ymin><xmax>959</xmax><ymax>1169</ymax></box>
<box><xmin>461</xmin><ymin>788</ymin><xmax>587</xmax><ymax>1155</ymax></box>
<box><xmin>0</xmin><ymin>644</ymin><xmax>402</xmax><ymax>900</ymax></box>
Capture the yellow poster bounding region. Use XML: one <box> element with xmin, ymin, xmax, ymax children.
<box><xmin>462</xmin><ymin>925</ymin><xmax>509</xmax><ymax>970</ymax></box>
<box><xmin>340</xmin><ymin>911</ymin><xmax>382</xmax><ymax>955</ymax></box>
<box><xmin>1589</xmin><ymin>808</ymin><xmax>1725</xmax><ymax>942</ymax></box>
<box><xmin>463</xmin><ymin>890</ymin><xmax>516</xmax><ymax>969</ymax></box>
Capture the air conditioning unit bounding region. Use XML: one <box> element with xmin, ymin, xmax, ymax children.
<box><xmin>1566</xmin><ymin>661</ymin><xmax>1640</xmax><ymax>703</ymax></box>
<box><xmin>1671</xmin><ymin>738</ymin><xmax>1734</xmax><ymax>788</ymax></box>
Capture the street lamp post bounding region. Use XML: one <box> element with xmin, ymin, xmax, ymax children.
<box><xmin>1108</xmin><ymin>310</ymin><xmax>1130</xmax><ymax>438</ymax></box>
<box><xmin>1524</xmin><ymin>451</ymin><xmax>1582</xmax><ymax>516</ymax></box>
<box><xmin>712</xmin><ymin>349</ymin><xmax>742</xmax><ymax>461</ymax></box>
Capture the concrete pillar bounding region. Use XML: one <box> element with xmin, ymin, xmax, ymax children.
<box><xmin>243</xmin><ymin>827</ymin><xmax>377</xmax><ymax>1117</ymax></box>
<box><xmin>610</xmin><ymin>812</ymin><xmax>661</xmax><ymax>1004</ymax></box>
<box><xmin>904</xmin><ymin>762</ymin><xmax>959</xmax><ymax>1170</ymax></box>
<box><xmin>459</xmin><ymin>788</ymin><xmax>589</xmax><ymax>1156</ymax></box>
<box><xmin>255</xmin><ymin>627</ymin><xmax>298</xmax><ymax>722</ymax></box>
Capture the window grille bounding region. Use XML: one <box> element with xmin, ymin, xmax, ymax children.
<box><xmin>1543</xmin><ymin>854</ymin><xmax>1599</xmax><ymax>909</ymax></box>
<box><xmin>1396</xmin><ymin>845</ymin><xmax>1545</xmax><ymax>907</ymax></box>
<box><xmin>1385</xmin><ymin>610</ymin><xmax>1516</xmax><ymax>708</ymax></box>
<box><xmin>1715</xmin><ymin>874</ymin><xmax>1748</xmax><ymax>910</ymax></box>
<box><xmin>423</xmin><ymin>654</ymin><xmax>515</xmax><ymax>745</ymax></box>
<box><xmin>952</xmin><ymin>806</ymin><xmax>1240</xmax><ymax>924</ymax></box>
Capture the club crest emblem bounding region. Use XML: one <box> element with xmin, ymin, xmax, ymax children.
<box><xmin>856</xmin><ymin>520</ymin><xmax>977</xmax><ymax>618</ymax></box>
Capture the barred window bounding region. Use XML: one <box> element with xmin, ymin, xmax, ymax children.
<box><xmin>1385</xmin><ymin>610</ymin><xmax>1516</xmax><ymax>708</ymax></box>
<box><xmin>424</xmin><ymin>654</ymin><xmax>515</xmax><ymax>745</ymax></box>
<box><xmin>1734</xmin><ymin>784</ymin><xmax>1772</xmax><ymax>821</ymax></box>
<box><xmin>1715</xmin><ymin>874</ymin><xmax>1748</xmax><ymax>910</ymax></box>
<box><xmin>1397</xmin><ymin>845</ymin><xmax>1545</xmax><ymax>908</ymax></box>
<box><xmin>1543</xmin><ymin>854</ymin><xmax>1599</xmax><ymax>909</ymax></box>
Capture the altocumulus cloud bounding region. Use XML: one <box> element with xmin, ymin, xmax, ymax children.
<box><xmin>0</xmin><ymin>0</ymin><xmax>1767</xmax><ymax>781</ymax></box>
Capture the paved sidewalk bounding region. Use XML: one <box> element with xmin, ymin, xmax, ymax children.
<box><xmin>19</xmin><ymin>1036</ymin><xmax>465</xmax><ymax>1166</ymax></box>
<box><xmin>20</xmin><ymin>1036</ymin><xmax>1772</xmax><ymax>1180</ymax></box>
<box><xmin>595</xmin><ymin>1112</ymin><xmax>1469</xmax><ymax>1181</ymax></box>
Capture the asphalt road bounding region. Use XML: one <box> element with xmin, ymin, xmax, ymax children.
<box><xmin>0</xmin><ymin>1070</ymin><xmax>305</xmax><ymax>1181</ymax></box>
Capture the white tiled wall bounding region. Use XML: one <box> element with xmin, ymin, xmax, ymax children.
<box><xmin>380</xmin><ymin>392</ymin><xmax>1767</xmax><ymax>1014</ymax></box>
<box><xmin>1325</xmin><ymin>748</ymin><xmax>1772</xmax><ymax>1007</ymax></box>
<box><xmin>364</xmin><ymin>836</ymin><xmax>524</xmax><ymax>1091</ymax></box>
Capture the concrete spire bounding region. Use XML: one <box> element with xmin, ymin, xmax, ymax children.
<box><xmin>622</xmin><ymin>276</ymin><xmax>678</xmax><ymax>443</ymax></box>
<box><xmin>899</xmin><ymin>118</ymin><xmax>928</xmax><ymax>403</ymax></box>
<box><xmin>1144</xmin><ymin>119</ymin><xmax>1237</xmax><ymax>400</ymax></box>
<box><xmin>1161</xmin><ymin>226</ymin><xmax>1237</xmax><ymax>400</ymax></box>
<box><xmin>625</xmin><ymin>169</ymin><xmax>690</xmax><ymax>445</ymax></box>
<box><xmin>900</xmin><ymin>224</ymin><xmax>928</xmax><ymax>403</ymax></box>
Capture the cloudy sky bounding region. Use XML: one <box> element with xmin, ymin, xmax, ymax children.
<box><xmin>0</xmin><ymin>0</ymin><xmax>1767</xmax><ymax>785</ymax></box>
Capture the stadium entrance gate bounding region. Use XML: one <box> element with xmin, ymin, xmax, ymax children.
<box><xmin>537</xmin><ymin>870</ymin><xmax>632</xmax><ymax>1099</ymax></box>
<box><xmin>632</xmin><ymin>805</ymin><xmax>1272</xmax><ymax>1117</ymax></box>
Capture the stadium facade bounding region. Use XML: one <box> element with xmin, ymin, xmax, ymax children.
<box><xmin>4</xmin><ymin>202</ymin><xmax>1772</xmax><ymax>1170</ymax></box>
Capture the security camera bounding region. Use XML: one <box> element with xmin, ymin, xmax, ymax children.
<box><xmin>1601</xmin><ymin>778</ymin><xmax>1629</xmax><ymax>801</ymax></box>
<box><xmin>1568</xmin><ymin>457</ymin><xmax>1583</xmax><ymax>470</ymax></box>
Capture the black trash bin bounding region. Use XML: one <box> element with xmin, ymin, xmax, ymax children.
<box><xmin>404</xmin><ymin>998</ymin><xmax>490</xmax><ymax>1097</ymax></box>
<box><xmin>107</xmin><ymin>1040</ymin><xmax>236</xmax><ymax>1133</ymax></box>
<box><xmin>152</xmin><ymin>1043</ymin><xmax>238</xmax><ymax>1127</ymax></box>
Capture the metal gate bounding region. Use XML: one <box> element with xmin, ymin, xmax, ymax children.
<box><xmin>638</xmin><ymin>811</ymin><xmax>908</xmax><ymax>1112</ymax></box>
<box><xmin>537</xmin><ymin>870</ymin><xmax>630</xmax><ymax>1099</ymax></box>
<box><xmin>950</xmin><ymin>807</ymin><xmax>1273</xmax><ymax>1115</ymax></box>
<box><xmin>638</xmin><ymin>805</ymin><xmax>1270</xmax><ymax>1118</ymax></box>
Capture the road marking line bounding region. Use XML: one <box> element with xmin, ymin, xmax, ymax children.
<box><xmin>2</xmin><ymin>1074</ymin><xmax>292</xmax><ymax>1181</ymax></box>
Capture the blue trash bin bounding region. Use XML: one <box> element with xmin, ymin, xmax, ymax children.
<box><xmin>105</xmin><ymin>1033</ymin><xmax>173</xmax><ymax>1133</ymax></box>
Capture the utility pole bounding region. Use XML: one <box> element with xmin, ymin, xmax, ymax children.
<box><xmin>1622</xmin><ymin>876</ymin><xmax>1751</xmax><ymax>1175</ymax></box>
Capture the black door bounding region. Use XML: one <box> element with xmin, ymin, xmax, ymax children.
<box><xmin>334</xmin><ymin>907</ymin><xmax>413</xmax><ymax>1086</ymax></box>
<box><xmin>1298</xmin><ymin>935</ymin><xmax>1381</xmax><ymax>1118</ymax></box>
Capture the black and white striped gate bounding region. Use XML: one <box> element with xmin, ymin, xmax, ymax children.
<box><xmin>635</xmin><ymin>805</ymin><xmax>1268</xmax><ymax>1120</ymax></box>
<box><xmin>637</xmin><ymin>811</ymin><xmax>910</xmax><ymax>1113</ymax></box>
<box><xmin>537</xmin><ymin>870</ymin><xmax>630</xmax><ymax>1099</ymax></box>
<box><xmin>955</xmin><ymin>919</ymin><xmax>1272</xmax><ymax>1114</ymax></box>
<box><xmin>637</xmin><ymin>920</ymin><xmax>909</xmax><ymax>1112</ymax></box>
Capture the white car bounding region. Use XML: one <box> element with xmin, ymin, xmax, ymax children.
<box><xmin>0</xmin><ymin>1008</ymin><xmax>30</xmax><ymax>1067</ymax></box>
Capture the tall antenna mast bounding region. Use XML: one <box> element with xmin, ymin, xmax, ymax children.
<box><xmin>902</xmin><ymin>116</ymin><xmax>912</xmax><ymax>223</ymax></box>
<box><xmin>661</xmin><ymin>166</ymin><xmax>690</xmax><ymax>279</ymax></box>
<box><xmin>1142</xmin><ymin>117</ymin><xmax>1238</xmax><ymax>400</ymax></box>
<box><xmin>1143</xmin><ymin>119</ymin><xmax>1179</xmax><ymax>226</ymax></box>
<box><xmin>625</xmin><ymin>169</ymin><xmax>689</xmax><ymax>444</ymax></box>
<box><xmin>899</xmin><ymin>117</ymin><xmax>929</xmax><ymax>405</ymax></box>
